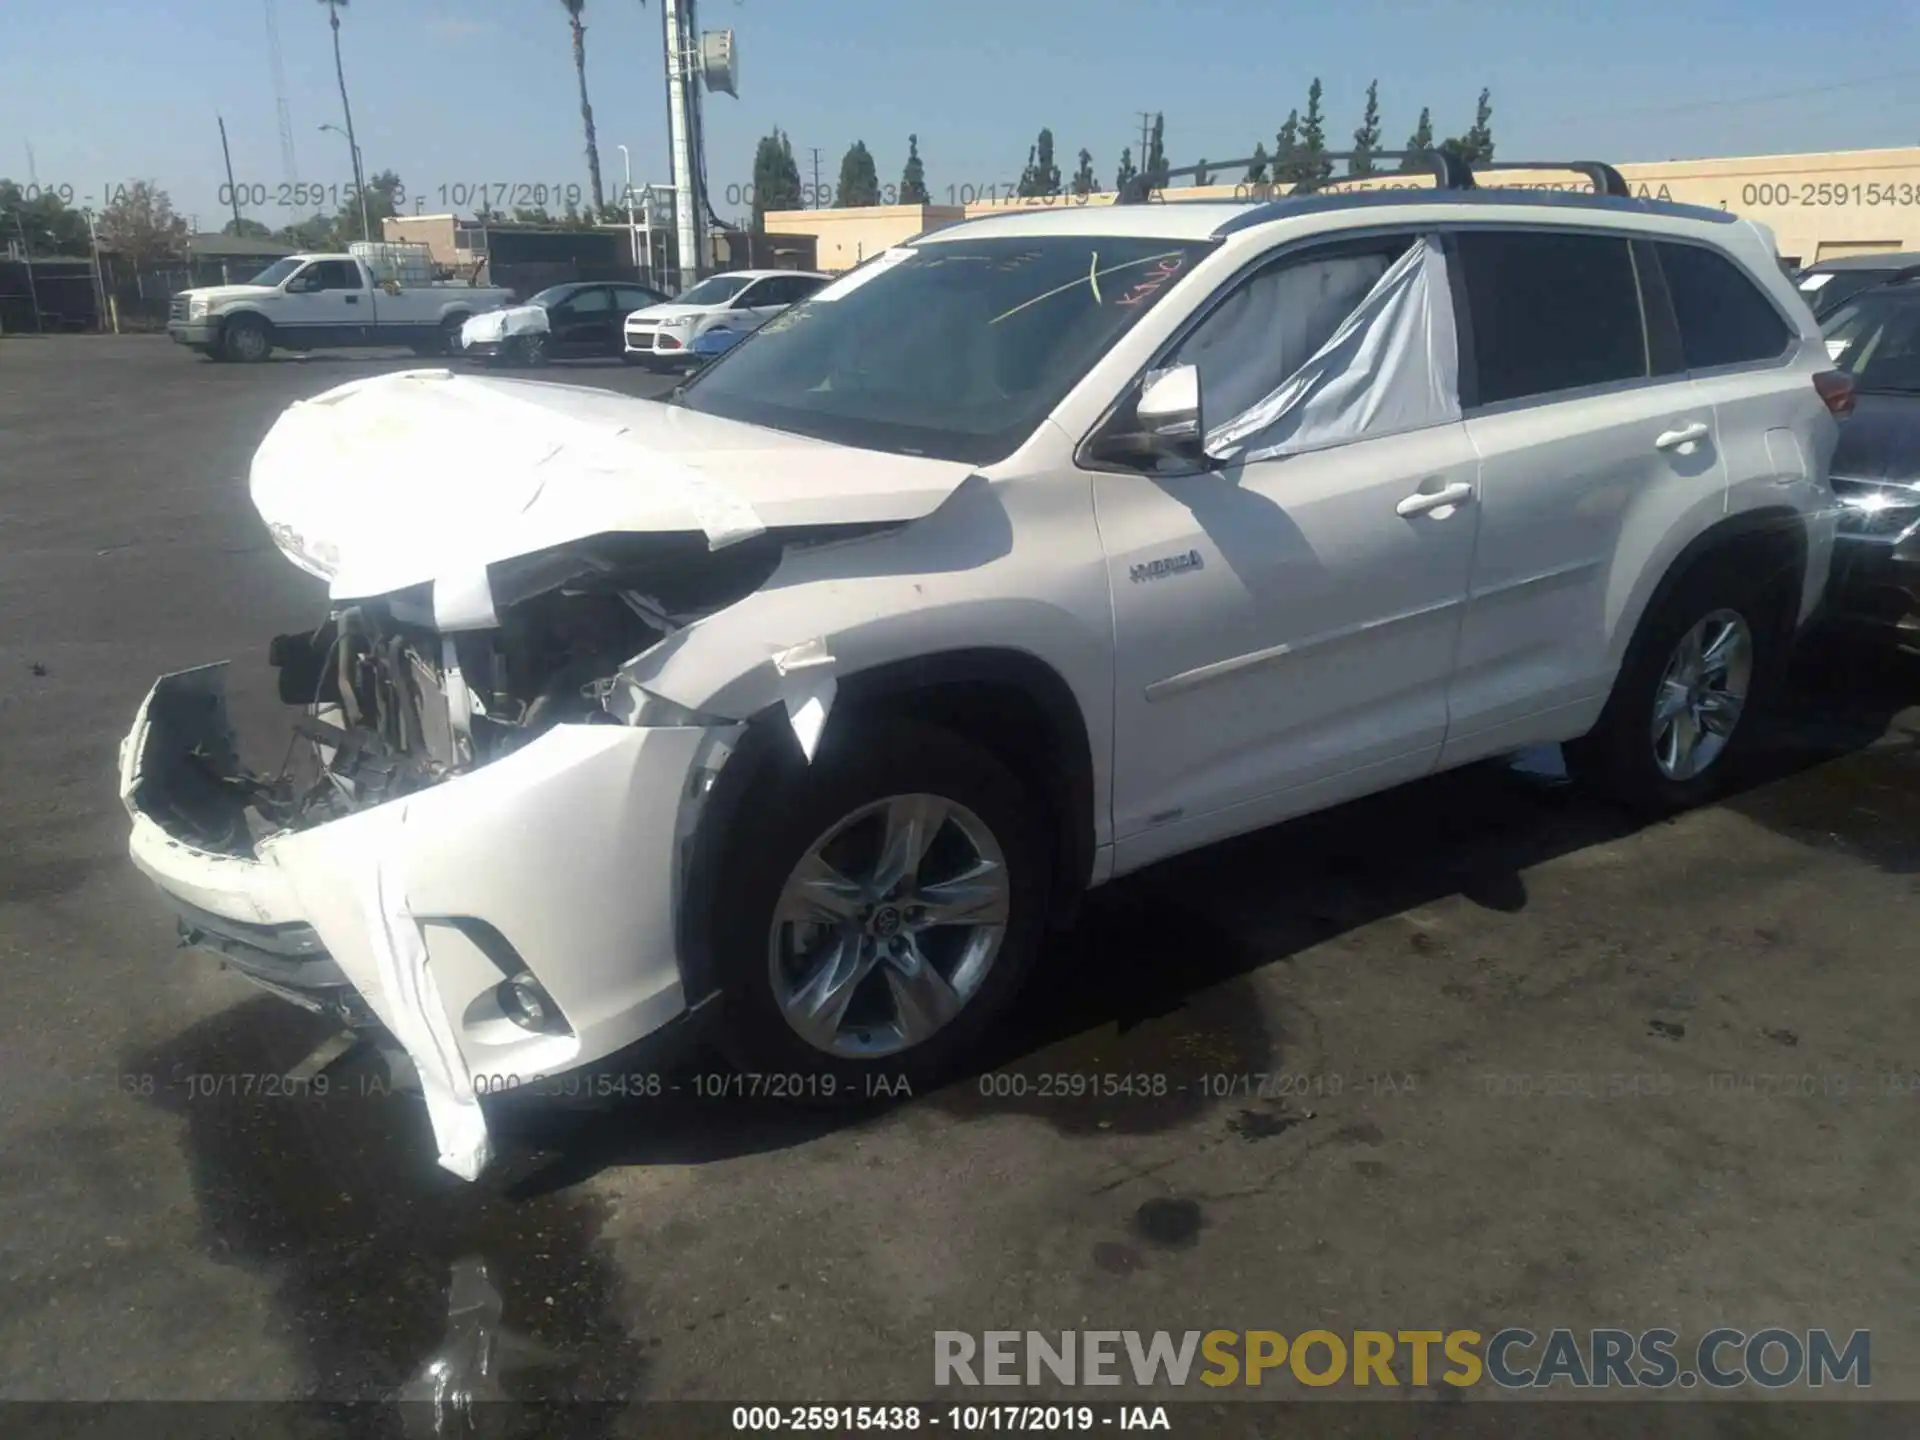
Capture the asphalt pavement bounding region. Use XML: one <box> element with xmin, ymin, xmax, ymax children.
<box><xmin>3</xmin><ymin>337</ymin><xmax>1919</xmax><ymax>1421</ymax></box>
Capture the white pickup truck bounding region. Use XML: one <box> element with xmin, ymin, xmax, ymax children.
<box><xmin>167</xmin><ymin>251</ymin><xmax>514</xmax><ymax>362</ymax></box>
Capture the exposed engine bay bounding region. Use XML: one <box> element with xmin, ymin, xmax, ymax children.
<box><xmin>145</xmin><ymin>530</ymin><xmax>798</xmax><ymax>854</ymax></box>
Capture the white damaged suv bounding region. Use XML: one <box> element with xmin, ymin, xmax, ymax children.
<box><xmin>121</xmin><ymin>158</ymin><xmax>1843</xmax><ymax>1178</ymax></box>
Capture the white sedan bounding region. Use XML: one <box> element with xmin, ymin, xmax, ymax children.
<box><xmin>623</xmin><ymin>269</ymin><xmax>831</xmax><ymax>369</ymax></box>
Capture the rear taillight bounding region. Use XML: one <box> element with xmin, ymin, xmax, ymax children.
<box><xmin>1815</xmin><ymin>369</ymin><xmax>1856</xmax><ymax>417</ymax></box>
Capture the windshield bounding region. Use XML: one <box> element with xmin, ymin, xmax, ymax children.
<box><xmin>677</xmin><ymin>235</ymin><xmax>1214</xmax><ymax>464</ymax></box>
<box><xmin>1822</xmin><ymin>289</ymin><xmax>1920</xmax><ymax>392</ymax></box>
<box><xmin>248</xmin><ymin>258</ymin><xmax>303</xmax><ymax>287</ymax></box>
<box><xmin>1803</xmin><ymin>271</ymin><xmax>1892</xmax><ymax>318</ymax></box>
<box><xmin>526</xmin><ymin>284</ymin><xmax>583</xmax><ymax>308</ymax></box>
<box><xmin>676</xmin><ymin>274</ymin><xmax>754</xmax><ymax>306</ymax></box>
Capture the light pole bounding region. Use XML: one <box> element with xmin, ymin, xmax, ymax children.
<box><xmin>320</xmin><ymin>122</ymin><xmax>371</xmax><ymax>242</ymax></box>
<box><xmin>617</xmin><ymin>143</ymin><xmax>639</xmax><ymax>272</ymax></box>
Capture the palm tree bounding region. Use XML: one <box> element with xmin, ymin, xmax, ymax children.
<box><xmin>560</xmin><ymin>0</ymin><xmax>608</xmax><ymax>215</ymax></box>
<box><xmin>316</xmin><ymin>1</ymin><xmax>369</xmax><ymax>238</ymax></box>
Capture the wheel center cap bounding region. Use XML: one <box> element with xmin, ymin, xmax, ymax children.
<box><xmin>868</xmin><ymin>904</ymin><xmax>904</xmax><ymax>939</ymax></box>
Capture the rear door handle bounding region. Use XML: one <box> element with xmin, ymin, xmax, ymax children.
<box><xmin>1396</xmin><ymin>481</ymin><xmax>1475</xmax><ymax>517</ymax></box>
<box><xmin>1655</xmin><ymin>421</ymin><xmax>1710</xmax><ymax>451</ymax></box>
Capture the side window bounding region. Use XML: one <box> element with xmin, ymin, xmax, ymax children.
<box><xmin>561</xmin><ymin>287</ymin><xmax>612</xmax><ymax>314</ymax></box>
<box><xmin>733</xmin><ymin>280</ymin><xmax>773</xmax><ymax>308</ymax></box>
<box><xmin>1455</xmin><ymin>230</ymin><xmax>1649</xmax><ymax>406</ymax></box>
<box><xmin>790</xmin><ymin>275</ymin><xmax>829</xmax><ymax>302</ymax></box>
<box><xmin>1169</xmin><ymin>236</ymin><xmax>1413</xmax><ymax>425</ymax></box>
<box><xmin>311</xmin><ymin>260</ymin><xmax>362</xmax><ymax>290</ymax></box>
<box><xmin>612</xmin><ymin>286</ymin><xmax>660</xmax><ymax>312</ymax></box>
<box><xmin>1657</xmin><ymin>243</ymin><xmax>1792</xmax><ymax>369</ymax></box>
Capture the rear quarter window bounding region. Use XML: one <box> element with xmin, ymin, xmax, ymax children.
<box><xmin>1656</xmin><ymin>242</ymin><xmax>1792</xmax><ymax>369</ymax></box>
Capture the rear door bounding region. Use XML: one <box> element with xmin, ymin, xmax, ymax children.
<box><xmin>1440</xmin><ymin>226</ymin><xmax>1727</xmax><ymax>766</ymax></box>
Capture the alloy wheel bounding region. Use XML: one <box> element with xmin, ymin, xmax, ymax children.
<box><xmin>1650</xmin><ymin>608</ymin><xmax>1752</xmax><ymax>781</ymax></box>
<box><xmin>767</xmin><ymin>793</ymin><xmax>1011</xmax><ymax>1059</ymax></box>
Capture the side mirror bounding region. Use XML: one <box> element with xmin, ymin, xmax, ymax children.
<box><xmin>1136</xmin><ymin>363</ymin><xmax>1209</xmax><ymax>465</ymax></box>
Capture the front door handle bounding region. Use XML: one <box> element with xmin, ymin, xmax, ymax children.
<box><xmin>1396</xmin><ymin>481</ymin><xmax>1475</xmax><ymax>517</ymax></box>
<box><xmin>344</xmin><ymin>294</ymin><xmax>359</xmax><ymax>304</ymax></box>
<box><xmin>1655</xmin><ymin>421</ymin><xmax>1710</xmax><ymax>451</ymax></box>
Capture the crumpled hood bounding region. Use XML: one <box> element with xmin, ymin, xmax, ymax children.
<box><xmin>249</xmin><ymin>369</ymin><xmax>976</xmax><ymax>611</ymax></box>
<box><xmin>460</xmin><ymin>305</ymin><xmax>548</xmax><ymax>345</ymax></box>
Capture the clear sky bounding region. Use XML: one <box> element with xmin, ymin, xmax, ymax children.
<box><xmin>4</xmin><ymin>0</ymin><xmax>1920</xmax><ymax>231</ymax></box>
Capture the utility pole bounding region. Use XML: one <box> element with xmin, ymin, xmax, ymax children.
<box><xmin>809</xmin><ymin>148</ymin><xmax>824</xmax><ymax>208</ymax></box>
<box><xmin>218</xmin><ymin>116</ymin><xmax>243</xmax><ymax>232</ymax></box>
<box><xmin>13</xmin><ymin>207</ymin><xmax>42</xmax><ymax>333</ymax></box>
<box><xmin>322</xmin><ymin>0</ymin><xmax>371</xmax><ymax>243</ymax></box>
<box><xmin>1137</xmin><ymin>112</ymin><xmax>1152</xmax><ymax>172</ymax></box>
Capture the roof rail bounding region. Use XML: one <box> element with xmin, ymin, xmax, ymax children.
<box><xmin>1115</xmin><ymin>150</ymin><xmax>1472</xmax><ymax>204</ymax></box>
<box><xmin>1470</xmin><ymin>160</ymin><xmax>1632</xmax><ymax>198</ymax></box>
<box><xmin>1113</xmin><ymin>152</ymin><xmax>1630</xmax><ymax>205</ymax></box>
<box><xmin>1887</xmin><ymin>264</ymin><xmax>1920</xmax><ymax>286</ymax></box>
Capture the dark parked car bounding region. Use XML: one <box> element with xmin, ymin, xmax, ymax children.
<box><xmin>1819</xmin><ymin>279</ymin><xmax>1920</xmax><ymax>646</ymax></box>
<box><xmin>458</xmin><ymin>280</ymin><xmax>670</xmax><ymax>365</ymax></box>
<box><xmin>1796</xmin><ymin>252</ymin><xmax>1920</xmax><ymax>321</ymax></box>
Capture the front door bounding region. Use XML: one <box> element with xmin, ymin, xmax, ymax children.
<box><xmin>546</xmin><ymin>286</ymin><xmax>616</xmax><ymax>356</ymax></box>
<box><xmin>1096</xmin><ymin>231</ymin><xmax>1480</xmax><ymax>874</ymax></box>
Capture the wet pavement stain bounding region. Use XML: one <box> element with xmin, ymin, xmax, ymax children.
<box><xmin>1764</xmin><ymin>1027</ymin><xmax>1800</xmax><ymax>1047</ymax></box>
<box><xmin>1091</xmin><ymin>1240</ymin><xmax>1143</xmax><ymax>1275</ymax></box>
<box><xmin>1648</xmin><ymin>1019</ymin><xmax>1686</xmax><ymax>1041</ymax></box>
<box><xmin>928</xmin><ymin>874</ymin><xmax>1284</xmax><ymax>1138</ymax></box>
<box><xmin>1227</xmin><ymin>1108</ymin><xmax>1307</xmax><ymax>1142</ymax></box>
<box><xmin>124</xmin><ymin>998</ymin><xmax>648</xmax><ymax>1420</ymax></box>
<box><xmin>1130</xmin><ymin>1197</ymin><xmax>1203</xmax><ymax>1249</ymax></box>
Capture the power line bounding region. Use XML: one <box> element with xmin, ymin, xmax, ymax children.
<box><xmin>1576</xmin><ymin>68</ymin><xmax>1920</xmax><ymax>122</ymax></box>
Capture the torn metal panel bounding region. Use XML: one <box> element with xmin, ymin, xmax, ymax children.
<box><xmin>770</xmin><ymin>637</ymin><xmax>838</xmax><ymax>763</ymax></box>
<box><xmin>362</xmin><ymin>832</ymin><xmax>492</xmax><ymax>1181</ymax></box>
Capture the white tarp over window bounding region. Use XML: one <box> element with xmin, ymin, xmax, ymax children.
<box><xmin>1200</xmin><ymin>236</ymin><xmax>1460</xmax><ymax>464</ymax></box>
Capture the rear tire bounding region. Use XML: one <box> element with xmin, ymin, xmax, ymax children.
<box><xmin>222</xmin><ymin>315</ymin><xmax>271</xmax><ymax>363</ymax></box>
<box><xmin>1566</xmin><ymin>551</ymin><xmax>1792</xmax><ymax>817</ymax></box>
<box><xmin>707</xmin><ymin>719</ymin><xmax>1052</xmax><ymax>1095</ymax></box>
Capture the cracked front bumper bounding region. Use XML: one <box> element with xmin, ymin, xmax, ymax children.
<box><xmin>120</xmin><ymin>664</ymin><xmax>731</xmax><ymax>1100</ymax></box>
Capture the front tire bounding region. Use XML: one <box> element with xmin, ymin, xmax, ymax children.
<box><xmin>222</xmin><ymin>315</ymin><xmax>271</xmax><ymax>363</ymax></box>
<box><xmin>515</xmin><ymin>333</ymin><xmax>550</xmax><ymax>367</ymax></box>
<box><xmin>436</xmin><ymin>313</ymin><xmax>468</xmax><ymax>356</ymax></box>
<box><xmin>708</xmin><ymin>719</ymin><xmax>1051</xmax><ymax>1093</ymax></box>
<box><xmin>1566</xmin><ymin>553</ymin><xmax>1789</xmax><ymax>816</ymax></box>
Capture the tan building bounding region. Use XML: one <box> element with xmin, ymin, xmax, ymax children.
<box><xmin>776</xmin><ymin>148</ymin><xmax>1920</xmax><ymax>270</ymax></box>
<box><xmin>760</xmin><ymin>202</ymin><xmax>966</xmax><ymax>271</ymax></box>
<box><xmin>382</xmin><ymin>214</ymin><xmax>490</xmax><ymax>269</ymax></box>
